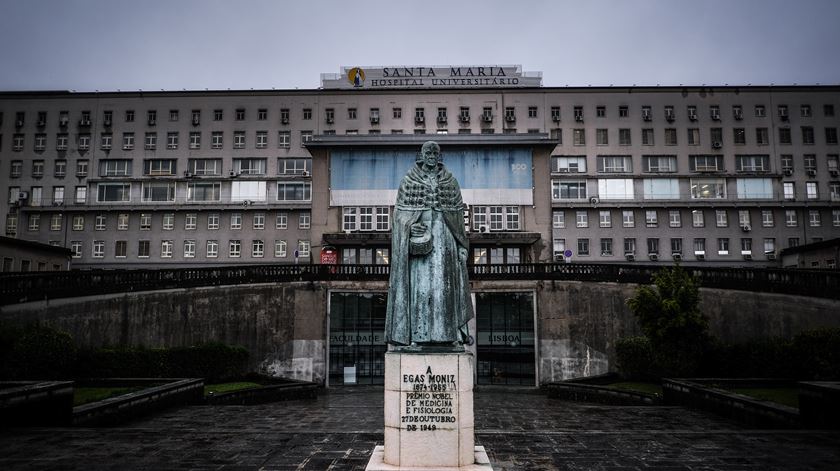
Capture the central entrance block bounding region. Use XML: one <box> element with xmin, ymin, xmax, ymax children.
<box><xmin>365</xmin><ymin>351</ymin><xmax>492</xmax><ymax>470</ymax></box>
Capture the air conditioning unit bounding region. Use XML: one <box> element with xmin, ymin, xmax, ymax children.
<box><xmin>780</xmin><ymin>114</ymin><xmax>789</xmax><ymax>121</ymax></box>
<box><xmin>665</xmin><ymin>114</ymin><xmax>674</xmax><ymax>122</ymax></box>
<box><xmin>326</xmin><ymin>117</ymin><xmax>334</xmax><ymax>124</ymax></box>
<box><xmin>478</xmin><ymin>225</ymin><xmax>490</xmax><ymax>233</ymax></box>
<box><xmin>302</xmin><ymin>170</ymin><xmax>310</xmax><ymax>177</ymax></box>
<box><xmin>767</xmin><ymin>253</ymin><xmax>777</xmax><ymax>260</ymax></box>
<box><xmin>734</xmin><ymin>112</ymin><xmax>743</xmax><ymax>120</ymax></box>
<box><xmin>18</xmin><ymin>191</ymin><xmax>29</xmax><ymax>200</ymax></box>
<box><xmin>589</xmin><ymin>197</ymin><xmax>600</xmax><ymax>204</ymax></box>
<box><xmin>743</xmin><ymin>254</ymin><xmax>753</xmax><ymax>260</ymax></box>
<box><xmin>712</xmin><ymin>141</ymin><xmax>722</xmax><ymax>149</ymax></box>
<box><xmin>672</xmin><ymin>253</ymin><xmax>682</xmax><ymax>261</ymax></box>
<box><xmin>741</xmin><ymin>224</ymin><xmax>752</xmax><ymax>232</ymax></box>
<box><xmin>370</xmin><ymin>117</ymin><xmax>380</xmax><ymax>124</ymax></box>
<box><xmin>625</xmin><ymin>253</ymin><xmax>635</xmax><ymax>261</ymax></box>
<box><xmin>37</xmin><ymin>120</ymin><xmax>46</xmax><ymax>127</ymax></box>
<box><xmin>437</xmin><ymin>116</ymin><xmax>447</xmax><ymax>124</ymax></box>
<box><xmin>59</xmin><ymin>117</ymin><xmax>69</xmax><ymax>126</ymax></box>
<box><xmin>79</xmin><ymin>119</ymin><xmax>91</xmax><ymax>126</ymax></box>
<box><xmin>553</xmin><ymin>253</ymin><xmax>565</xmax><ymax>262</ymax></box>
<box><xmin>830</xmin><ymin>169</ymin><xmax>839</xmax><ymax>177</ymax></box>
<box><xmin>712</xmin><ymin>114</ymin><xmax>721</xmax><ymax>121</ymax></box>
<box><xmin>53</xmin><ymin>201</ymin><xmax>64</xmax><ymax>206</ymax></box>
<box><xmin>482</xmin><ymin>114</ymin><xmax>493</xmax><ymax>123</ymax></box>
<box><xmin>807</xmin><ymin>169</ymin><xmax>817</xmax><ymax>176</ymax></box>
<box><xmin>642</xmin><ymin>115</ymin><xmax>651</xmax><ymax>121</ymax></box>
<box><xmin>783</xmin><ymin>169</ymin><xmax>793</xmax><ymax>176</ymax></box>
<box><xmin>281</xmin><ymin>118</ymin><xmax>289</xmax><ymax>125</ymax></box>
<box><xmin>695</xmin><ymin>252</ymin><xmax>705</xmax><ymax>260</ymax></box>
<box><xmin>648</xmin><ymin>253</ymin><xmax>659</xmax><ymax>261</ymax></box>
<box><xmin>15</xmin><ymin>120</ymin><xmax>23</xmax><ymax>127</ymax></box>
<box><xmin>459</xmin><ymin>115</ymin><xmax>470</xmax><ymax>123</ymax></box>
<box><xmin>415</xmin><ymin>116</ymin><xmax>425</xmax><ymax>124</ymax></box>
<box><xmin>229</xmin><ymin>170</ymin><xmax>238</xmax><ymax>177</ymax></box>
<box><xmin>552</xmin><ymin>115</ymin><xmax>561</xmax><ymax>123</ymax></box>
<box><xmin>688</xmin><ymin>114</ymin><xmax>697</xmax><ymax>121</ymax></box>
<box><xmin>192</xmin><ymin>117</ymin><xmax>200</xmax><ymax>126</ymax></box>
<box><xmin>103</xmin><ymin>119</ymin><xmax>112</xmax><ymax>127</ymax></box>
<box><xmin>574</xmin><ymin>115</ymin><xmax>583</xmax><ymax>122</ymax></box>
<box><xmin>505</xmin><ymin>115</ymin><xmax>516</xmax><ymax>123</ymax></box>
<box><xmin>183</xmin><ymin>171</ymin><xmax>193</xmax><ymax>178</ymax></box>
<box><xmin>148</xmin><ymin>119</ymin><xmax>156</xmax><ymax>126</ymax></box>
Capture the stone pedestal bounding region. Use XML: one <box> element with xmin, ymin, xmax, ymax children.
<box><xmin>366</xmin><ymin>351</ymin><xmax>492</xmax><ymax>470</ymax></box>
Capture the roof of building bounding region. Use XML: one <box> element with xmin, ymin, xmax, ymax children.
<box><xmin>0</xmin><ymin>236</ymin><xmax>73</xmax><ymax>257</ymax></box>
<box><xmin>780</xmin><ymin>238</ymin><xmax>840</xmax><ymax>256</ymax></box>
<box><xmin>305</xmin><ymin>133</ymin><xmax>556</xmax><ymax>148</ymax></box>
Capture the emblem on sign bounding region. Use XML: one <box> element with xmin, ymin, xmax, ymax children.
<box><xmin>347</xmin><ymin>67</ymin><xmax>366</xmax><ymax>87</ymax></box>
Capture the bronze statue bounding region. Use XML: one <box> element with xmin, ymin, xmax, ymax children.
<box><xmin>385</xmin><ymin>141</ymin><xmax>473</xmax><ymax>350</ymax></box>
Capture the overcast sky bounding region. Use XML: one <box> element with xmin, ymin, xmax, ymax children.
<box><xmin>1</xmin><ymin>0</ymin><xmax>838</xmax><ymax>91</ymax></box>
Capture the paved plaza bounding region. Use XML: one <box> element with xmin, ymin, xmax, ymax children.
<box><xmin>1</xmin><ymin>386</ymin><xmax>839</xmax><ymax>470</ymax></box>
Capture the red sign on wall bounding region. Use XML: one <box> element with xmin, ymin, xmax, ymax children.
<box><xmin>321</xmin><ymin>246</ymin><xmax>338</xmax><ymax>265</ymax></box>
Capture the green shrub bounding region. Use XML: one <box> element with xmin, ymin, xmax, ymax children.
<box><xmin>0</xmin><ymin>323</ymin><xmax>76</xmax><ymax>380</ymax></box>
<box><xmin>615</xmin><ymin>336</ymin><xmax>653</xmax><ymax>379</ymax></box>
<box><xmin>790</xmin><ymin>328</ymin><xmax>840</xmax><ymax>380</ymax></box>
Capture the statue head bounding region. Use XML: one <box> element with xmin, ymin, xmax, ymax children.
<box><xmin>418</xmin><ymin>141</ymin><xmax>441</xmax><ymax>170</ymax></box>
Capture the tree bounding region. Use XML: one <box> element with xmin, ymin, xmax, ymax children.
<box><xmin>626</xmin><ymin>265</ymin><xmax>709</xmax><ymax>377</ymax></box>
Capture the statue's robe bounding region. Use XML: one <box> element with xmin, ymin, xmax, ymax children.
<box><xmin>385</xmin><ymin>163</ymin><xmax>473</xmax><ymax>346</ymax></box>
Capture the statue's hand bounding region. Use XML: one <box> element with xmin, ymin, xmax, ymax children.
<box><xmin>459</xmin><ymin>247</ymin><xmax>468</xmax><ymax>262</ymax></box>
<box><xmin>410</xmin><ymin>223</ymin><xmax>427</xmax><ymax>238</ymax></box>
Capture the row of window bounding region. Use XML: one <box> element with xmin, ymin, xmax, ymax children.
<box><xmin>552</xmin><ymin>154</ymin><xmax>840</xmax><ymax>174</ymax></box>
<box><xmin>5</xmin><ymin>103</ymin><xmax>832</xmax><ymax>130</ymax></box>
<box><xmin>548</xmin><ymin>126</ymin><xmax>838</xmax><ymax>147</ymax></box>
<box><xmin>551</xmin><ymin>178</ymin><xmax>840</xmax><ymax>200</ymax></box>
<box><xmin>70</xmin><ymin>239</ymin><xmax>310</xmax><ymax>260</ymax></box>
<box><xmin>18</xmin><ymin>210</ymin><xmax>311</xmax><ymax>233</ymax></box>
<box><xmin>551</xmin><ymin>208</ymin><xmax>840</xmax><ymax>230</ymax></box>
<box><xmin>554</xmin><ymin>237</ymin><xmax>786</xmax><ymax>258</ymax></box>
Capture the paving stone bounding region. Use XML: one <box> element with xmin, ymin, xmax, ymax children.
<box><xmin>0</xmin><ymin>387</ymin><xmax>838</xmax><ymax>470</ymax></box>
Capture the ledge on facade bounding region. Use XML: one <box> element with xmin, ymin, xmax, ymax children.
<box><xmin>305</xmin><ymin>133</ymin><xmax>556</xmax><ymax>148</ymax></box>
<box><xmin>323</xmin><ymin>232</ymin><xmax>391</xmax><ymax>245</ymax></box>
<box><xmin>468</xmin><ymin>231</ymin><xmax>541</xmax><ymax>245</ymax></box>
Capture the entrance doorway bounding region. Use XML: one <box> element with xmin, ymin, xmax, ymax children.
<box><xmin>475</xmin><ymin>292</ymin><xmax>536</xmax><ymax>385</ymax></box>
<box><xmin>328</xmin><ymin>292</ymin><xmax>387</xmax><ymax>385</ymax></box>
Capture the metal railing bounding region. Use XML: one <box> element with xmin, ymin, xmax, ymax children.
<box><xmin>1</xmin><ymin>263</ymin><xmax>838</xmax><ymax>305</ymax></box>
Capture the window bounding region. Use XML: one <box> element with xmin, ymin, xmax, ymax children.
<box><xmin>166</xmin><ymin>132</ymin><xmax>179</xmax><ymax>149</ymax></box>
<box><xmin>35</xmin><ymin>133</ymin><xmax>47</xmax><ymax>151</ymax></box>
<box><xmin>187</xmin><ymin>182</ymin><xmax>221</xmax><ymax>202</ymax></box>
<box><xmin>643</xmin><ymin>179</ymin><xmax>680</xmax><ymax>199</ymax></box>
<box><xmin>158</xmin><ymin>240</ymin><xmax>172</xmax><ymax>258</ymax></box>
<box><xmin>144</xmin><ymin>132</ymin><xmax>157</xmax><ymax>150</ymax></box>
<box><xmin>301</xmin><ymin>131</ymin><xmax>313</xmax><ymax>143</ymax></box>
<box><xmin>785</xmin><ymin>209</ymin><xmax>797</xmax><ymax>227</ymax></box>
<box><xmin>74</xmin><ymin>186</ymin><xmax>86</xmax><ymax>204</ymax></box>
<box><xmin>54</xmin><ymin>160</ymin><xmax>67</xmax><ymax>178</ymax></box>
<box><xmin>300</xmin><ymin>211</ymin><xmax>312</xmax><ymax>229</ymax></box>
<box><xmin>599</xmin><ymin>210</ymin><xmax>611</xmax><ymax>228</ymax></box>
<box><xmin>778</xmin><ymin>105</ymin><xmax>789</xmax><ymax>119</ymax></box>
<box><xmin>278</xmin><ymin>158</ymin><xmax>311</xmax><ymax>175</ymax></box>
<box><xmin>553</xmin><ymin>239</ymin><xmax>566</xmax><ymax>257</ymax></box>
<box><xmin>804</xmin><ymin>154</ymin><xmax>817</xmax><ymax>172</ymax></box>
<box><xmin>230</xmin><ymin>213</ymin><xmax>242</xmax><ymax>230</ymax></box>
<box><xmin>801</xmin><ymin>105</ymin><xmax>812</xmax><ymax>118</ymax></box>
<box><xmin>596</xmin><ymin>129</ymin><xmax>608</xmax><ymax>145</ymax></box>
<box><xmin>184</xmin><ymin>213</ymin><xmax>196</xmax><ymax>230</ymax></box>
<box><xmin>645</xmin><ymin>210</ymin><xmax>658</xmax><ymax>228</ymax></box>
<box><xmin>229</xmin><ymin>240</ymin><xmax>241</xmax><ymax>258</ymax></box>
<box><xmin>664</xmin><ymin>105</ymin><xmax>675</xmax><ymax>121</ymax></box>
<box><xmin>551</xmin><ymin>180</ymin><xmax>586</xmax><ymax>200</ymax></box>
<box><xmin>505</xmin><ymin>107</ymin><xmax>516</xmax><ymax>122</ymax></box>
<box><xmin>297</xmin><ymin>240</ymin><xmax>310</xmax><ymax>258</ymax></box>
<box><xmin>116</xmin><ymin>213</ymin><xmax>128</xmax><ymax>230</ymax></box>
<box><xmin>600</xmin><ymin>238</ymin><xmax>613</xmax><ymax>256</ymax></box>
<box><xmin>690</xmin><ymin>178</ymin><xmax>726</xmax><ymax>199</ymax></box>
<box><xmin>122</xmin><ymin>132</ymin><xmax>135</xmax><ymax>150</ymax></box>
<box><xmin>211</xmin><ymin>132</ymin><xmax>223</xmax><ymax>149</ymax></box>
<box><xmin>624</xmin><ymin>238</ymin><xmax>636</xmax><ymax>255</ymax></box>
<box><xmin>274</xmin><ymin>240</ymin><xmax>287</xmax><ymax>257</ymax></box>
<box><xmin>52</xmin><ymin>186</ymin><xmax>65</xmax><ymax>205</ymax></box>
<box><xmin>806</xmin><ymin>181</ymin><xmax>818</xmax><ymax>199</ymax></box>
<box><xmin>597</xmin><ymin>155</ymin><xmax>632</xmax><ymax>173</ymax></box>
<box><xmin>276</xmin><ymin>212</ymin><xmax>288</xmax><ymax>229</ymax></box>
<box><xmin>826</xmin><ymin>128</ymin><xmax>839</xmax><ymax>145</ymax></box>
<box><xmin>643</xmin><ymin>155</ymin><xmax>677</xmax><ymax>173</ymax></box>
<box><xmin>277</xmin><ymin>183</ymin><xmax>311</xmax><ymax>201</ymax></box>
<box><xmin>278</xmin><ymin>131</ymin><xmax>291</xmax><ymax>148</ymax></box>
<box><xmin>715</xmin><ymin>210</ymin><xmax>728</xmax><ymax>227</ymax></box>
<box><xmin>647</xmin><ymin>238</ymin><xmax>660</xmax><ymax>255</ymax></box>
<box><xmin>70</xmin><ymin>241</ymin><xmax>82</xmax><ymax>258</ymax></box>
<box><xmin>180</xmin><ymin>240</ymin><xmax>195</xmax><ymax>258</ymax></box>
<box><xmin>77</xmin><ymin>133</ymin><xmax>91</xmax><ymax>151</ymax></box>
<box><xmin>690</xmin><ymin>155</ymin><xmax>723</xmax><ymax>172</ymax></box>
<box><xmin>233</xmin><ymin>131</ymin><xmax>245</xmax><ymax>149</ymax></box>
<box><xmin>527</xmin><ymin>106</ymin><xmax>537</xmax><ymax>119</ymax></box>
<box><xmin>32</xmin><ymin>160</ymin><xmax>45</xmax><ymax>178</ymax></box>
<box><xmin>162</xmin><ymin>213</ymin><xmax>174</xmax><ymax>230</ymax></box>
<box><xmin>233</xmin><ymin>158</ymin><xmax>266</xmax><ymax>175</ymax></box>
<box><xmin>10</xmin><ymin>161</ymin><xmax>22</xmax><ymax>178</ymax></box>
<box><xmin>550</xmin><ymin>106</ymin><xmax>561</xmax><ymax>121</ymax></box>
<box><xmin>710</xmin><ymin>105</ymin><xmax>721</xmax><ymax>120</ymax></box>
<box><xmin>56</xmin><ymin>133</ymin><xmax>69</xmax><ymax>151</ymax></box>
<box><xmin>573</xmin><ymin>129</ymin><xmax>585</xmax><ymax>146</ymax></box>
<box><xmin>802</xmin><ymin>126</ymin><xmax>815</xmax><ymax>145</ymax></box>
<box><xmin>779</xmin><ymin>127</ymin><xmax>792</xmax><ymax>145</ymax></box>
<box><xmin>100</xmin><ymin>133</ymin><xmax>112</xmax><ymax>150</ymax></box>
<box><xmin>97</xmin><ymin>183</ymin><xmax>131</xmax><ymax>202</ymax></box>
<box><xmin>619</xmin><ymin>128</ymin><xmax>631</xmax><ymax>145</ymax></box>
<box><xmin>762</xmin><ymin>210</ymin><xmax>774</xmax><ymax>227</ymax></box>
<box><xmin>28</xmin><ymin>214</ymin><xmax>40</xmax><ymax>231</ymax></box>
<box><xmin>189</xmin><ymin>132</ymin><xmax>201</xmax><ymax>149</ymax></box>
<box><xmin>92</xmin><ymin>240</ymin><xmax>105</xmax><ymax>258</ymax></box>
<box><xmin>622</xmin><ymin>210</ymin><xmax>634</xmax><ymax>228</ymax></box>
<box><xmin>189</xmin><ymin>158</ymin><xmax>221</xmax><ymax>176</ymax></box>
<box><xmin>147</xmin><ymin>110</ymin><xmax>157</xmax><ymax>125</ymax></box>
<box><xmin>207</xmin><ymin>213</ymin><xmax>220</xmax><ymax>230</ymax></box>
<box><xmin>831</xmin><ymin>182</ymin><xmax>840</xmax><ymax>201</ymax></box>
<box><xmin>692</xmin><ymin>210</ymin><xmax>705</xmax><ymax>227</ymax></box>
<box><xmin>756</xmin><ymin>128</ymin><xmax>769</xmax><ymax>145</ymax></box>
<box><xmin>143</xmin><ymin>159</ymin><xmax>176</xmax><ymax>176</ymax></box>
<box><xmin>255</xmin><ymin>131</ymin><xmax>268</xmax><ymax>149</ymax></box>
<box><xmin>741</xmin><ymin>238</ymin><xmax>753</xmax><ymax>255</ymax></box>
<box><xmin>736</xmin><ymin>155</ymin><xmax>769</xmax><ymax>172</ymax></box>
<box><xmin>124</xmin><ymin>110</ymin><xmax>135</xmax><ymax>122</ymax></box>
<box><xmin>72</xmin><ymin>215</ymin><xmax>84</xmax><ymax>231</ymax></box>
<box><xmin>762</xmin><ymin>238</ymin><xmax>776</xmax><ymax>255</ymax></box>
<box><xmin>577</xmin><ymin>239</ymin><xmax>590</xmax><ymax>256</ymax></box>
<box><xmin>391</xmin><ymin>107</ymin><xmax>402</xmax><ymax>119</ymax></box>
<box><xmin>597</xmin><ymin>179</ymin><xmax>634</xmax><ymax>199</ymax></box>
<box><xmin>641</xmin><ymin>106</ymin><xmax>652</xmax><ymax>120</ymax></box>
<box><xmin>833</xmin><ymin>209</ymin><xmax>840</xmax><ymax>227</ymax></box>
<box><xmin>687</xmin><ymin>105</ymin><xmax>697</xmax><ymax>120</ymax></box>
<box><xmin>252</xmin><ymin>240</ymin><xmax>264</xmax><ymax>258</ymax></box>
<box><xmin>618</xmin><ymin>106</ymin><xmax>628</xmax><ymax>118</ymax></box>
<box><xmin>687</xmin><ymin>128</ymin><xmax>700</xmax><ymax>146</ymax></box>
<box><xmin>5</xmin><ymin>215</ymin><xmax>18</xmax><ymax>236</ymax></box>
<box><xmin>99</xmin><ymin>159</ymin><xmax>132</xmax><ymax>176</ymax></box>
<box><xmin>551</xmin><ymin>155</ymin><xmax>586</xmax><ymax>173</ymax></box>
<box><xmin>738</xmin><ymin>210</ymin><xmax>751</xmax><ymax>228</ymax></box>
<box><xmin>139</xmin><ymin>213</ymin><xmax>151</xmax><ymax>230</ymax></box>
<box><xmin>693</xmin><ymin>238</ymin><xmax>706</xmax><ymax>255</ymax></box>
<box><xmin>49</xmin><ymin>214</ymin><xmax>62</xmax><ymax>231</ymax></box>
<box><xmin>671</xmin><ymin>238</ymin><xmax>683</xmax><ymax>255</ymax></box>
<box><xmin>253</xmin><ymin>213</ymin><xmax>265</xmax><ymax>230</ymax></box>
<box><xmin>736</xmin><ymin>178</ymin><xmax>773</xmax><ymax>199</ymax></box>
<box><xmin>669</xmin><ymin>210</ymin><xmax>681</xmax><ymax>228</ymax></box>
<box><xmin>576</xmin><ymin>211</ymin><xmax>588</xmax><ymax>228</ymax></box>
<box><xmin>718</xmin><ymin>238</ymin><xmax>730</xmax><ymax>255</ymax></box>
<box><xmin>553</xmin><ymin>211</ymin><xmax>565</xmax><ymax>228</ymax></box>
<box><xmin>202</xmin><ymin>240</ymin><xmax>217</xmax><ymax>258</ymax></box>
<box><xmin>76</xmin><ymin>159</ymin><xmax>88</xmax><ymax>177</ymax></box>
<box><xmin>664</xmin><ymin>128</ymin><xmax>677</xmax><ymax>145</ymax></box>
<box><xmin>12</xmin><ymin>134</ymin><xmax>24</xmax><ymax>151</ymax></box>
<box><xmin>137</xmin><ymin>240</ymin><xmax>150</xmax><ymax>258</ymax></box>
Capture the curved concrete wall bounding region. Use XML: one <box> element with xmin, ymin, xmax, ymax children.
<box><xmin>2</xmin><ymin>280</ymin><xmax>838</xmax><ymax>384</ymax></box>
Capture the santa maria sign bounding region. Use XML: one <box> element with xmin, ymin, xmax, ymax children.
<box><xmin>321</xmin><ymin>65</ymin><xmax>542</xmax><ymax>89</ymax></box>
